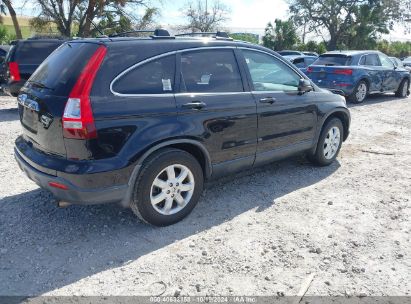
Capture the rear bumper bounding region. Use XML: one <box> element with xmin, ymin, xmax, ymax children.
<box><xmin>310</xmin><ymin>79</ymin><xmax>355</xmax><ymax>96</ymax></box>
<box><xmin>15</xmin><ymin>147</ymin><xmax>129</xmax><ymax>205</ymax></box>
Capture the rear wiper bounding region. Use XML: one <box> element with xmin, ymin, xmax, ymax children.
<box><xmin>28</xmin><ymin>81</ymin><xmax>53</xmax><ymax>90</ymax></box>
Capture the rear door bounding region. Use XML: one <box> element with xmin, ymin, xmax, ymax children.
<box><xmin>239</xmin><ymin>49</ymin><xmax>317</xmax><ymax>161</ymax></box>
<box><xmin>18</xmin><ymin>42</ymin><xmax>100</xmax><ymax>157</ymax></box>
<box><xmin>359</xmin><ymin>54</ymin><xmax>383</xmax><ymax>92</ymax></box>
<box><xmin>174</xmin><ymin>48</ymin><xmax>257</xmax><ymax>169</ymax></box>
<box><xmin>379</xmin><ymin>53</ymin><xmax>400</xmax><ymax>91</ymax></box>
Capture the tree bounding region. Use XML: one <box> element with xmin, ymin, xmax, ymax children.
<box><xmin>288</xmin><ymin>0</ymin><xmax>400</xmax><ymax>51</ymax></box>
<box><xmin>34</xmin><ymin>0</ymin><xmax>153</xmax><ymax>37</ymax></box>
<box><xmin>342</xmin><ymin>3</ymin><xmax>390</xmax><ymax>49</ymax></box>
<box><xmin>1</xmin><ymin>0</ymin><xmax>22</xmax><ymax>39</ymax></box>
<box><xmin>181</xmin><ymin>0</ymin><xmax>230</xmax><ymax>32</ymax></box>
<box><xmin>91</xmin><ymin>7</ymin><xmax>159</xmax><ymax>37</ymax></box>
<box><xmin>262</xmin><ymin>19</ymin><xmax>299</xmax><ymax>51</ymax></box>
<box><xmin>230</xmin><ymin>33</ymin><xmax>259</xmax><ymax>44</ymax></box>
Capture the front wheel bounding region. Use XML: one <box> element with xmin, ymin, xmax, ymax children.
<box><xmin>130</xmin><ymin>148</ymin><xmax>204</xmax><ymax>226</ymax></box>
<box><xmin>395</xmin><ymin>79</ymin><xmax>409</xmax><ymax>98</ymax></box>
<box><xmin>308</xmin><ymin>118</ymin><xmax>344</xmax><ymax>166</ymax></box>
<box><xmin>348</xmin><ymin>81</ymin><xmax>368</xmax><ymax>103</ymax></box>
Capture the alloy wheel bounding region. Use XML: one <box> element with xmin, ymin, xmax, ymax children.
<box><xmin>323</xmin><ymin>127</ymin><xmax>341</xmax><ymax>160</ymax></box>
<box><xmin>150</xmin><ymin>164</ymin><xmax>195</xmax><ymax>215</ymax></box>
<box><xmin>356</xmin><ymin>83</ymin><xmax>367</xmax><ymax>102</ymax></box>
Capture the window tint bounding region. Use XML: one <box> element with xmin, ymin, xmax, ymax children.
<box><xmin>359</xmin><ymin>56</ymin><xmax>366</xmax><ymax>65</ymax></box>
<box><xmin>379</xmin><ymin>54</ymin><xmax>394</xmax><ymax>68</ymax></box>
<box><xmin>305</xmin><ymin>57</ymin><xmax>316</xmax><ymax>65</ymax></box>
<box><xmin>364</xmin><ymin>54</ymin><xmax>380</xmax><ymax>66</ymax></box>
<box><xmin>180</xmin><ymin>49</ymin><xmax>243</xmax><ymax>93</ymax></box>
<box><xmin>242</xmin><ymin>50</ymin><xmax>300</xmax><ymax>92</ymax></box>
<box><xmin>113</xmin><ymin>55</ymin><xmax>176</xmax><ymax>94</ymax></box>
<box><xmin>29</xmin><ymin>42</ymin><xmax>99</xmax><ymax>95</ymax></box>
<box><xmin>314</xmin><ymin>55</ymin><xmax>351</xmax><ymax>66</ymax></box>
<box><xmin>15</xmin><ymin>41</ymin><xmax>62</xmax><ymax>64</ymax></box>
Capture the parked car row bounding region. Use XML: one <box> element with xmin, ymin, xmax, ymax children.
<box><xmin>12</xmin><ymin>30</ymin><xmax>351</xmax><ymax>226</ymax></box>
<box><xmin>279</xmin><ymin>49</ymin><xmax>410</xmax><ymax>103</ymax></box>
<box><xmin>0</xmin><ymin>37</ymin><xmax>66</xmax><ymax>96</ymax></box>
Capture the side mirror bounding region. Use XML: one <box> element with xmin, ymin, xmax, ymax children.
<box><xmin>298</xmin><ymin>78</ymin><xmax>313</xmax><ymax>94</ymax></box>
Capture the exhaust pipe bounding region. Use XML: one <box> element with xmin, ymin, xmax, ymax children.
<box><xmin>57</xmin><ymin>201</ymin><xmax>72</xmax><ymax>208</ymax></box>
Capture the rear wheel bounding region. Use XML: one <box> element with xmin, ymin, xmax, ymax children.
<box><xmin>130</xmin><ymin>148</ymin><xmax>204</xmax><ymax>226</ymax></box>
<box><xmin>348</xmin><ymin>80</ymin><xmax>368</xmax><ymax>103</ymax></box>
<box><xmin>395</xmin><ymin>79</ymin><xmax>409</xmax><ymax>98</ymax></box>
<box><xmin>308</xmin><ymin>118</ymin><xmax>344</xmax><ymax>166</ymax></box>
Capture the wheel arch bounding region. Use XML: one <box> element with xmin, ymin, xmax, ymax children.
<box><xmin>310</xmin><ymin>109</ymin><xmax>350</xmax><ymax>155</ymax></box>
<box><xmin>135</xmin><ymin>138</ymin><xmax>212</xmax><ymax>179</ymax></box>
<box><xmin>120</xmin><ymin>138</ymin><xmax>212</xmax><ymax>208</ymax></box>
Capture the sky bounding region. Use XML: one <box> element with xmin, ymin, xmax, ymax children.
<box><xmin>11</xmin><ymin>0</ymin><xmax>410</xmax><ymax>41</ymax></box>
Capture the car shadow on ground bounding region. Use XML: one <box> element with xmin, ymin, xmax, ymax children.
<box><xmin>347</xmin><ymin>93</ymin><xmax>404</xmax><ymax>108</ymax></box>
<box><xmin>0</xmin><ymin>156</ymin><xmax>340</xmax><ymax>296</ymax></box>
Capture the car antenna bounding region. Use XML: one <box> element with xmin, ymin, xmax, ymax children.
<box><xmin>87</xmin><ymin>18</ymin><xmax>112</xmax><ymax>41</ymax></box>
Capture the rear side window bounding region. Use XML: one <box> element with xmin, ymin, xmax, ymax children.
<box><xmin>363</xmin><ymin>54</ymin><xmax>380</xmax><ymax>66</ymax></box>
<box><xmin>112</xmin><ymin>55</ymin><xmax>176</xmax><ymax>95</ymax></box>
<box><xmin>28</xmin><ymin>42</ymin><xmax>99</xmax><ymax>95</ymax></box>
<box><xmin>305</xmin><ymin>57</ymin><xmax>316</xmax><ymax>65</ymax></box>
<box><xmin>314</xmin><ymin>55</ymin><xmax>351</xmax><ymax>66</ymax></box>
<box><xmin>15</xmin><ymin>41</ymin><xmax>62</xmax><ymax>64</ymax></box>
<box><xmin>180</xmin><ymin>49</ymin><xmax>243</xmax><ymax>93</ymax></box>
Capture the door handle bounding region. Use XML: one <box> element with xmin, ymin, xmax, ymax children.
<box><xmin>181</xmin><ymin>101</ymin><xmax>207</xmax><ymax>110</ymax></box>
<box><xmin>259</xmin><ymin>97</ymin><xmax>276</xmax><ymax>104</ymax></box>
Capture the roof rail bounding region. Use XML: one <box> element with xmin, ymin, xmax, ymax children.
<box><xmin>175</xmin><ymin>31</ymin><xmax>232</xmax><ymax>39</ymax></box>
<box><xmin>109</xmin><ymin>29</ymin><xmax>172</xmax><ymax>38</ymax></box>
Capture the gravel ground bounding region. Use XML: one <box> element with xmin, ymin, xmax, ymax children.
<box><xmin>0</xmin><ymin>94</ymin><xmax>410</xmax><ymax>297</ymax></box>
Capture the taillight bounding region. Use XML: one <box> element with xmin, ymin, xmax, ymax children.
<box><xmin>9</xmin><ymin>62</ymin><xmax>21</xmax><ymax>82</ymax></box>
<box><xmin>49</xmin><ymin>181</ymin><xmax>69</xmax><ymax>190</ymax></box>
<box><xmin>306</xmin><ymin>67</ymin><xmax>313</xmax><ymax>73</ymax></box>
<box><xmin>62</xmin><ymin>46</ymin><xmax>107</xmax><ymax>139</ymax></box>
<box><xmin>334</xmin><ymin>69</ymin><xmax>353</xmax><ymax>75</ymax></box>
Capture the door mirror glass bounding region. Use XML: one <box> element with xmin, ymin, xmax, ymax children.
<box><xmin>298</xmin><ymin>79</ymin><xmax>313</xmax><ymax>94</ymax></box>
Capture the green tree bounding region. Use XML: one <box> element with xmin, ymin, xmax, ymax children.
<box><xmin>34</xmin><ymin>0</ymin><xmax>154</xmax><ymax>37</ymax></box>
<box><xmin>342</xmin><ymin>3</ymin><xmax>390</xmax><ymax>49</ymax></box>
<box><xmin>262</xmin><ymin>19</ymin><xmax>299</xmax><ymax>51</ymax></box>
<box><xmin>1</xmin><ymin>0</ymin><xmax>22</xmax><ymax>39</ymax></box>
<box><xmin>230</xmin><ymin>33</ymin><xmax>259</xmax><ymax>44</ymax></box>
<box><xmin>288</xmin><ymin>0</ymin><xmax>400</xmax><ymax>50</ymax></box>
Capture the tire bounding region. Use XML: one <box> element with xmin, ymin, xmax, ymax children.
<box><xmin>395</xmin><ymin>79</ymin><xmax>409</xmax><ymax>98</ymax></box>
<box><xmin>130</xmin><ymin>148</ymin><xmax>204</xmax><ymax>226</ymax></box>
<box><xmin>348</xmin><ymin>80</ymin><xmax>368</xmax><ymax>103</ymax></box>
<box><xmin>308</xmin><ymin>118</ymin><xmax>344</xmax><ymax>166</ymax></box>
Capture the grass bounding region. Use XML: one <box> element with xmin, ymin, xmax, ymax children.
<box><xmin>1</xmin><ymin>15</ymin><xmax>60</xmax><ymax>39</ymax></box>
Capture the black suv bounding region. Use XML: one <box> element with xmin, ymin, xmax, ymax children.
<box><xmin>2</xmin><ymin>38</ymin><xmax>66</xmax><ymax>96</ymax></box>
<box><xmin>14</xmin><ymin>30</ymin><xmax>350</xmax><ymax>226</ymax></box>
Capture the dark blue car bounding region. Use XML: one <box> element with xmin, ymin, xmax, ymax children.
<box><xmin>306</xmin><ymin>50</ymin><xmax>410</xmax><ymax>103</ymax></box>
<box><xmin>283</xmin><ymin>55</ymin><xmax>318</xmax><ymax>73</ymax></box>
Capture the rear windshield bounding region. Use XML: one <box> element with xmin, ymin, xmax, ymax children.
<box><xmin>279</xmin><ymin>51</ymin><xmax>301</xmax><ymax>56</ymax></box>
<box><xmin>28</xmin><ymin>42</ymin><xmax>99</xmax><ymax>95</ymax></box>
<box><xmin>15</xmin><ymin>41</ymin><xmax>63</xmax><ymax>64</ymax></box>
<box><xmin>313</xmin><ymin>55</ymin><xmax>351</xmax><ymax>66</ymax></box>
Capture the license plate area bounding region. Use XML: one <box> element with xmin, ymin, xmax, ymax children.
<box><xmin>18</xmin><ymin>94</ymin><xmax>39</xmax><ymax>133</ymax></box>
